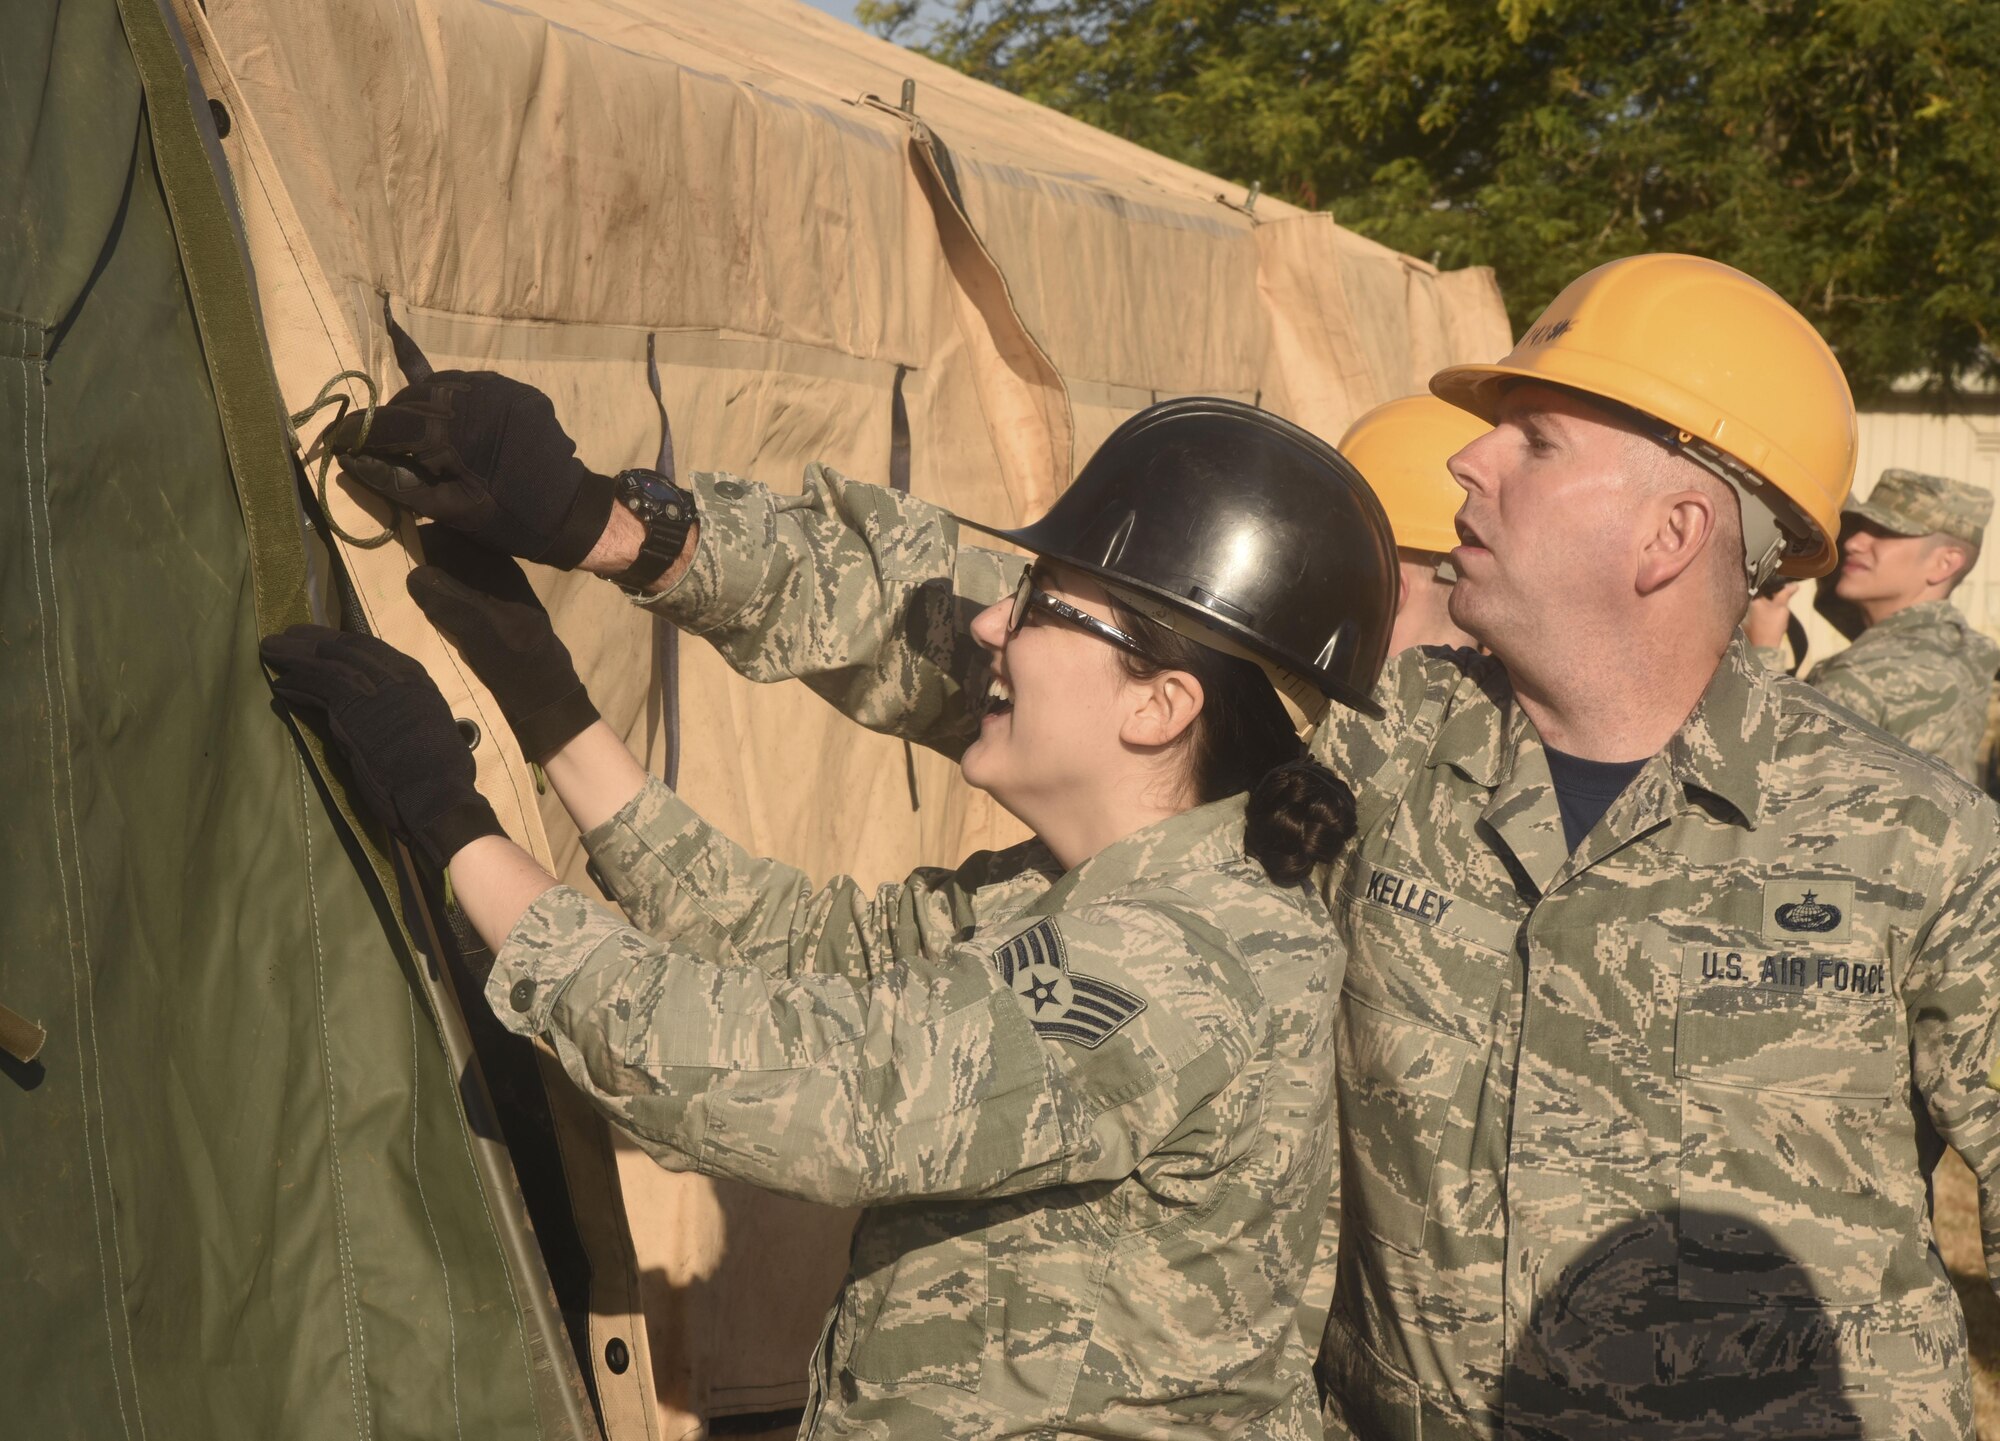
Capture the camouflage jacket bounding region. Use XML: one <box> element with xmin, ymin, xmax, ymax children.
<box><xmin>488</xmin><ymin>779</ymin><xmax>1340</xmax><ymax>1439</ymax></box>
<box><xmin>635</xmin><ymin>466</ymin><xmax>2000</xmax><ymax>1441</ymax></box>
<box><xmin>1309</xmin><ymin>640</ymin><xmax>2000</xmax><ymax>1440</ymax></box>
<box><xmin>1800</xmin><ymin>599</ymin><xmax>2000</xmax><ymax>783</ymax></box>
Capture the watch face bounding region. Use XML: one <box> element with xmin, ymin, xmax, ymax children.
<box><xmin>620</xmin><ymin>469</ymin><xmax>686</xmax><ymax>522</ymax></box>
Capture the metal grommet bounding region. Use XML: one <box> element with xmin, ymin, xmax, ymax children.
<box><xmin>604</xmin><ymin>1337</ymin><xmax>630</xmax><ymax>1375</ymax></box>
<box><xmin>455</xmin><ymin>718</ymin><xmax>481</xmax><ymax>750</ymax></box>
<box><xmin>208</xmin><ymin>97</ymin><xmax>232</xmax><ymax>138</ymax></box>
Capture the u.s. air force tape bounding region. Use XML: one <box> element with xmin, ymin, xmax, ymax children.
<box><xmin>992</xmin><ymin>919</ymin><xmax>1145</xmax><ymax>1049</ymax></box>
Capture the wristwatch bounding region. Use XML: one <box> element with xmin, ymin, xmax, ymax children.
<box><xmin>608</xmin><ymin>467</ymin><xmax>696</xmax><ymax>593</ymax></box>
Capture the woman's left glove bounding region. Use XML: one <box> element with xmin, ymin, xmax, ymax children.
<box><xmin>260</xmin><ymin>625</ymin><xmax>504</xmax><ymax>868</ymax></box>
<box><xmin>406</xmin><ymin>527</ymin><xmax>600</xmax><ymax>763</ymax></box>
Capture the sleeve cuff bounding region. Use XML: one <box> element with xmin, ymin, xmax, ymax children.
<box><xmin>578</xmin><ymin>775</ymin><xmax>706</xmax><ymax>904</ymax></box>
<box><xmin>486</xmin><ymin>884</ymin><xmax>633</xmax><ymax>1037</ymax></box>
<box><xmin>631</xmin><ymin>470</ymin><xmax>774</xmax><ymax>633</ymax></box>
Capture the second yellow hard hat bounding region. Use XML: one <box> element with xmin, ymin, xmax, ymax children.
<box><xmin>1430</xmin><ymin>253</ymin><xmax>1856</xmax><ymax>579</ymax></box>
<box><xmin>1339</xmin><ymin>395</ymin><xmax>1489</xmax><ymax>556</ymax></box>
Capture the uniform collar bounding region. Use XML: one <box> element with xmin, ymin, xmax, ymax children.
<box><xmin>1660</xmin><ymin>635</ymin><xmax>1783</xmax><ymax>832</ymax></box>
<box><xmin>1427</xmin><ymin>658</ymin><xmax>1514</xmax><ymax>789</ymax></box>
<box><xmin>1428</xmin><ymin>635</ymin><xmax>1781</xmax><ymax>830</ymax></box>
<box><xmin>1037</xmin><ymin>794</ymin><xmax>1250</xmax><ymax>914</ymax></box>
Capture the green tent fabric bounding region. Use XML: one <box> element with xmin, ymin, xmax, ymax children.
<box><xmin>0</xmin><ymin>1</ymin><xmax>594</xmax><ymax>1435</ymax></box>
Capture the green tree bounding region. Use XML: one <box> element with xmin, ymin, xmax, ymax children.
<box><xmin>864</xmin><ymin>0</ymin><xmax>2000</xmax><ymax>402</ymax></box>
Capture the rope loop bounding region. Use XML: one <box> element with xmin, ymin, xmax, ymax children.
<box><xmin>291</xmin><ymin>369</ymin><xmax>397</xmax><ymax>550</ymax></box>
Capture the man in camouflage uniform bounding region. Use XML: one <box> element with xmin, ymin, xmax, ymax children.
<box><xmin>1263</xmin><ymin>262</ymin><xmax>1996</xmax><ymax>1439</ymax></box>
<box><xmin>1747</xmin><ymin>468</ymin><xmax>1997</xmax><ymax>781</ymax></box>
<box><xmin>338</xmin><ymin>258</ymin><xmax>2000</xmax><ymax>1438</ymax></box>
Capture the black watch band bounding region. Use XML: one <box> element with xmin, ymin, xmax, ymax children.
<box><xmin>608</xmin><ymin>468</ymin><xmax>696</xmax><ymax>593</ymax></box>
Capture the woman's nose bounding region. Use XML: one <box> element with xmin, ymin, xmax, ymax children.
<box><xmin>970</xmin><ymin>597</ymin><xmax>1011</xmax><ymax>650</ymax></box>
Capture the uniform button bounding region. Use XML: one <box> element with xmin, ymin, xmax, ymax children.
<box><xmin>605</xmin><ymin>1337</ymin><xmax>630</xmax><ymax>1374</ymax></box>
<box><xmin>713</xmin><ymin>479</ymin><xmax>744</xmax><ymax>500</ymax></box>
<box><xmin>509</xmin><ymin>979</ymin><xmax>537</xmax><ymax>1012</ymax></box>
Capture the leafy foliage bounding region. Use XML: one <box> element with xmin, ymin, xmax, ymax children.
<box><xmin>863</xmin><ymin>0</ymin><xmax>2000</xmax><ymax>401</ymax></box>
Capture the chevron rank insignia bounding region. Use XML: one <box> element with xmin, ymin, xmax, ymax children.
<box><xmin>992</xmin><ymin>919</ymin><xmax>1145</xmax><ymax>1049</ymax></box>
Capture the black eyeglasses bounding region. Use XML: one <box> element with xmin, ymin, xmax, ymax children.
<box><xmin>1007</xmin><ymin>567</ymin><xmax>1153</xmax><ymax>658</ymax></box>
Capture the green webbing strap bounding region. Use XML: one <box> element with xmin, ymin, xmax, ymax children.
<box><xmin>110</xmin><ymin>0</ymin><xmax>414</xmax><ymax>924</ymax></box>
<box><xmin>111</xmin><ymin>0</ymin><xmax>307</xmax><ymax>638</ymax></box>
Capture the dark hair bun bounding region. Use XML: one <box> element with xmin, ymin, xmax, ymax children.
<box><xmin>1245</xmin><ymin>758</ymin><xmax>1357</xmax><ymax>886</ymax></box>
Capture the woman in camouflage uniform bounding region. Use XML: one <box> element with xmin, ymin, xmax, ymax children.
<box><xmin>262</xmin><ymin>400</ymin><xmax>1396</xmax><ymax>1439</ymax></box>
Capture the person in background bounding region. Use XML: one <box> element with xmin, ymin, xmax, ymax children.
<box><xmin>1745</xmin><ymin>467</ymin><xmax>1997</xmax><ymax>781</ymax></box>
<box><xmin>1337</xmin><ymin>394</ymin><xmax>1487</xmax><ymax>655</ymax></box>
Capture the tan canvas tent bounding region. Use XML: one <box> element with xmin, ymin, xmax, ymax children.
<box><xmin>16</xmin><ymin>0</ymin><xmax>1506</xmax><ymax>1433</ymax></box>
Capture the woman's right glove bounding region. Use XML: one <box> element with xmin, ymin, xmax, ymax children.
<box><xmin>407</xmin><ymin>527</ymin><xmax>600</xmax><ymax>763</ymax></box>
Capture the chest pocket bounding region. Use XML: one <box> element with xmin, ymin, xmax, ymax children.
<box><xmin>1673</xmin><ymin>943</ymin><xmax>1916</xmax><ymax>1307</ymax></box>
<box><xmin>1337</xmin><ymin>874</ymin><xmax>1515</xmax><ymax>1256</ymax></box>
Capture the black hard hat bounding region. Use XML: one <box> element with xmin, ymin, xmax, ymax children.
<box><xmin>957</xmin><ymin>397</ymin><xmax>1398</xmax><ymax>719</ymax></box>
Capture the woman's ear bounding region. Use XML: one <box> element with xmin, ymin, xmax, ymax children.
<box><xmin>1122</xmin><ymin>669</ymin><xmax>1204</xmax><ymax>749</ymax></box>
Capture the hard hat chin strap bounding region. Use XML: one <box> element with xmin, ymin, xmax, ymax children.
<box><xmin>1743</xmin><ymin>531</ymin><xmax>1789</xmax><ymax>594</ymax></box>
<box><xmin>1661</xmin><ymin>432</ymin><xmax>1809</xmax><ymax>595</ymax></box>
<box><xmin>1593</xmin><ymin>396</ymin><xmax>1814</xmax><ymax>595</ymax></box>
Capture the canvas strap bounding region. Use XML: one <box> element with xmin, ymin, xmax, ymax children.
<box><xmin>113</xmin><ymin>0</ymin><xmax>420</xmax><ymax>926</ymax></box>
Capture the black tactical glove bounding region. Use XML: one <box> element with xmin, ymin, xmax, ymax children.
<box><xmin>407</xmin><ymin>527</ymin><xmax>600</xmax><ymax>763</ymax></box>
<box><xmin>261</xmin><ymin>625</ymin><xmax>503</xmax><ymax>869</ymax></box>
<box><xmin>324</xmin><ymin>370</ymin><xmax>615</xmax><ymax>570</ymax></box>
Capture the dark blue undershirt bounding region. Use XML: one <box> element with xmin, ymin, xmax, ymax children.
<box><xmin>1543</xmin><ymin>746</ymin><xmax>1649</xmax><ymax>852</ymax></box>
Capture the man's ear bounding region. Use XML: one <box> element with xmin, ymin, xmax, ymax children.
<box><xmin>1926</xmin><ymin>538</ymin><xmax>1974</xmax><ymax>589</ymax></box>
<box><xmin>1122</xmin><ymin>669</ymin><xmax>1205</xmax><ymax>750</ymax></box>
<box><xmin>1636</xmin><ymin>490</ymin><xmax>1718</xmax><ymax>597</ymax></box>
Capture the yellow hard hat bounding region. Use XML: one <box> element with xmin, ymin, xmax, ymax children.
<box><xmin>1430</xmin><ymin>253</ymin><xmax>1856</xmax><ymax>580</ymax></box>
<box><xmin>1338</xmin><ymin>395</ymin><xmax>1489</xmax><ymax>555</ymax></box>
